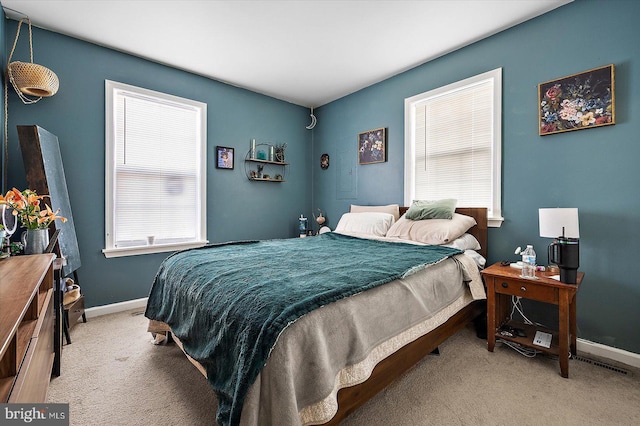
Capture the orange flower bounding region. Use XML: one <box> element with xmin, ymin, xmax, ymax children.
<box><xmin>0</xmin><ymin>188</ymin><xmax>66</xmax><ymax>230</ymax></box>
<box><xmin>39</xmin><ymin>204</ymin><xmax>67</xmax><ymax>225</ymax></box>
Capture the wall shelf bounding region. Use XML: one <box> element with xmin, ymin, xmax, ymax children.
<box><xmin>245</xmin><ymin>158</ymin><xmax>288</xmax><ymax>166</ymax></box>
<box><xmin>245</xmin><ymin>144</ymin><xmax>288</xmax><ymax>182</ymax></box>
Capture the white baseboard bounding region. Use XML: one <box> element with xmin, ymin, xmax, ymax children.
<box><xmin>577</xmin><ymin>338</ymin><xmax>640</xmax><ymax>369</ymax></box>
<box><xmin>85</xmin><ymin>298</ymin><xmax>640</xmax><ymax>369</ymax></box>
<box><xmin>84</xmin><ymin>297</ymin><xmax>148</xmax><ymax>319</ymax></box>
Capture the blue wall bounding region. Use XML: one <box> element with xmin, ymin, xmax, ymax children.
<box><xmin>4</xmin><ymin>22</ymin><xmax>312</xmax><ymax>308</ymax></box>
<box><xmin>313</xmin><ymin>0</ymin><xmax>640</xmax><ymax>354</ymax></box>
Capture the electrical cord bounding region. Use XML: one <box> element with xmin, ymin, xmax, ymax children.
<box><xmin>496</xmin><ymin>339</ymin><xmax>539</xmax><ymax>358</ymax></box>
<box><xmin>510</xmin><ymin>295</ymin><xmax>547</xmax><ymax>328</ymax></box>
<box><xmin>498</xmin><ymin>296</ymin><xmax>549</xmax><ymax>358</ymax></box>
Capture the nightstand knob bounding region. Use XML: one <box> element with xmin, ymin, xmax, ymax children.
<box><xmin>501</xmin><ymin>282</ymin><xmax>508</xmax><ymax>288</ymax></box>
<box><xmin>521</xmin><ymin>286</ymin><xmax>526</xmax><ymax>291</ymax></box>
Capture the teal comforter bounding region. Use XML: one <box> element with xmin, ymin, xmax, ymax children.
<box><xmin>145</xmin><ymin>232</ymin><xmax>462</xmax><ymax>425</ymax></box>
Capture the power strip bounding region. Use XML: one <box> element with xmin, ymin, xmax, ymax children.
<box><xmin>533</xmin><ymin>331</ymin><xmax>552</xmax><ymax>348</ymax></box>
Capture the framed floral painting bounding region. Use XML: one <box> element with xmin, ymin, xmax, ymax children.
<box><xmin>538</xmin><ymin>64</ymin><xmax>615</xmax><ymax>136</ymax></box>
<box><xmin>358</xmin><ymin>127</ymin><xmax>386</xmax><ymax>164</ymax></box>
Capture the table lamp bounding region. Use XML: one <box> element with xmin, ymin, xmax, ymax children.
<box><xmin>539</xmin><ymin>208</ymin><xmax>580</xmax><ymax>283</ymax></box>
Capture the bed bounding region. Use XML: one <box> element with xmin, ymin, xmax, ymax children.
<box><xmin>145</xmin><ymin>205</ymin><xmax>488</xmax><ymax>425</ymax></box>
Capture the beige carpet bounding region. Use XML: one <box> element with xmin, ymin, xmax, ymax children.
<box><xmin>48</xmin><ymin>309</ymin><xmax>640</xmax><ymax>425</ymax></box>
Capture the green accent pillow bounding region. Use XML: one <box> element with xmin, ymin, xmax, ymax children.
<box><xmin>405</xmin><ymin>199</ymin><xmax>457</xmax><ymax>220</ymax></box>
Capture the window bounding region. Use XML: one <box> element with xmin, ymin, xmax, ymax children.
<box><xmin>404</xmin><ymin>68</ymin><xmax>503</xmax><ymax>227</ymax></box>
<box><xmin>103</xmin><ymin>80</ymin><xmax>207</xmax><ymax>258</ymax></box>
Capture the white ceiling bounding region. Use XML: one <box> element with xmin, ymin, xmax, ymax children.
<box><xmin>2</xmin><ymin>0</ymin><xmax>571</xmax><ymax>107</ymax></box>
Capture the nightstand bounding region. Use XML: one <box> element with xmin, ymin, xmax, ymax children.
<box><xmin>481</xmin><ymin>262</ymin><xmax>584</xmax><ymax>378</ymax></box>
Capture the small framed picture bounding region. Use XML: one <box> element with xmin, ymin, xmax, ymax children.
<box><xmin>358</xmin><ymin>127</ymin><xmax>386</xmax><ymax>164</ymax></box>
<box><xmin>216</xmin><ymin>146</ymin><xmax>234</xmax><ymax>169</ymax></box>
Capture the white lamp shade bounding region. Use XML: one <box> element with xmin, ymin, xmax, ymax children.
<box><xmin>539</xmin><ymin>208</ymin><xmax>580</xmax><ymax>238</ymax></box>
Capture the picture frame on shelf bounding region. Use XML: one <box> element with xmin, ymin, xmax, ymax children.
<box><xmin>216</xmin><ymin>146</ymin><xmax>234</xmax><ymax>169</ymax></box>
<box><xmin>538</xmin><ymin>64</ymin><xmax>615</xmax><ymax>136</ymax></box>
<box><xmin>358</xmin><ymin>127</ymin><xmax>386</xmax><ymax>164</ymax></box>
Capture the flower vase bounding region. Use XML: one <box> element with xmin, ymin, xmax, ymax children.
<box><xmin>21</xmin><ymin>229</ymin><xmax>50</xmax><ymax>255</ymax></box>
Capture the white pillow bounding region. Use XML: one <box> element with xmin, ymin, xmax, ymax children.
<box><xmin>443</xmin><ymin>233</ymin><xmax>481</xmax><ymax>251</ymax></box>
<box><xmin>335</xmin><ymin>212</ymin><xmax>396</xmax><ymax>238</ymax></box>
<box><xmin>385</xmin><ymin>213</ymin><xmax>477</xmax><ymax>245</ymax></box>
<box><xmin>350</xmin><ymin>204</ymin><xmax>400</xmax><ymax>221</ymax></box>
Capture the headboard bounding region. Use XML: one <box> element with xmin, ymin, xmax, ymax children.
<box><xmin>399</xmin><ymin>206</ymin><xmax>488</xmax><ymax>259</ymax></box>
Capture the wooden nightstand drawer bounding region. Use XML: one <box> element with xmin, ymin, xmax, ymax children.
<box><xmin>494</xmin><ymin>278</ymin><xmax>558</xmax><ymax>303</ymax></box>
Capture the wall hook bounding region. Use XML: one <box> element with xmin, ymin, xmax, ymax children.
<box><xmin>306</xmin><ymin>107</ymin><xmax>317</xmax><ymax>130</ymax></box>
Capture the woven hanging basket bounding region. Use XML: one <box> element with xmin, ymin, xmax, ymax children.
<box><xmin>8</xmin><ymin>61</ymin><xmax>59</xmax><ymax>97</ymax></box>
<box><xmin>6</xmin><ymin>18</ymin><xmax>60</xmax><ymax>103</ymax></box>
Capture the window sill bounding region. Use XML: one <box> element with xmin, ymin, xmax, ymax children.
<box><xmin>102</xmin><ymin>240</ymin><xmax>209</xmax><ymax>258</ymax></box>
<box><xmin>489</xmin><ymin>217</ymin><xmax>504</xmax><ymax>228</ymax></box>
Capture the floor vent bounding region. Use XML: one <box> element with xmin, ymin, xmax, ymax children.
<box><xmin>572</xmin><ymin>355</ymin><xmax>631</xmax><ymax>376</ymax></box>
<box><xmin>131</xmin><ymin>310</ymin><xmax>145</xmax><ymax>316</ymax></box>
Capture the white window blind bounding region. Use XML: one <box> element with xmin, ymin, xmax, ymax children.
<box><xmin>104</xmin><ymin>81</ymin><xmax>207</xmax><ymax>257</ymax></box>
<box><xmin>404</xmin><ymin>68</ymin><xmax>503</xmax><ymax>227</ymax></box>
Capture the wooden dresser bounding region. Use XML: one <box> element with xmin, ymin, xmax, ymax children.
<box><xmin>0</xmin><ymin>254</ymin><xmax>56</xmax><ymax>402</ymax></box>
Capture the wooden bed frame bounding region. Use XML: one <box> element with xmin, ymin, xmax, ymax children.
<box><xmin>323</xmin><ymin>206</ymin><xmax>488</xmax><ymax>425</ymax></box>
<box><xmin>165</xmin><ymin>207</ymin><xmax>488</xmax><ymax>425</ymax></box>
